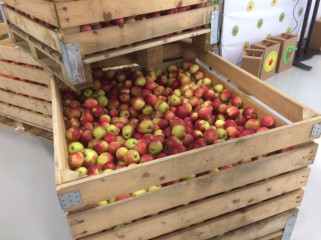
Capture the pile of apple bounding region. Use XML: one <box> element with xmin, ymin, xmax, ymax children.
<box><xmin>61</xmin><ymin>61</ymin><xmax>275</xmax><ymax>179</ymax></box>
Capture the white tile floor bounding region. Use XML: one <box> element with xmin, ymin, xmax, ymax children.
<box><xmin>0</xmin><ymin>55</ymin><xmax>320</xmax><ymax>240</ymax></box>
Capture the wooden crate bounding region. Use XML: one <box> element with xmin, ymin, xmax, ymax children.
<box><xmin>51</xmin><ymin>46</ymin><xmax>321</xmax><ymax>240</ymax></box>
<box><xmin>0</xmin><ymin>24</ymin><xmax>54</xmax><ymax>132</ymax></box>
<box><xmin>2</xmin><ymin>0</ymin><xmax>218</xmax><ymax>90</ymax></box>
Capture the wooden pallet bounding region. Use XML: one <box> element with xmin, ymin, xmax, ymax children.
<box><xmin>50</xmin><ymin>45</ymin><xmax>321</xmax><ymax>239</ymax></box>
<box><xmin>2</xmin><ymin>0</ymin><xmax>218</xmax><ymax>90</ymax></box>
<box><xmin>0</xmin><ymin>25</ymin><xmax>54</xmax><ymax>131</ymax></box>
<box><xmin>0</xmin><ymin>115</ymin><xmax>53</xmax><ymax>142</ymax></box>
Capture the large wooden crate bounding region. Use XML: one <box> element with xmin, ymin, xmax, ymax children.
<box><xmin>51</xmin><ymin>46</ymin><xmax>321</xmax><ymax>240</ymax></box>
<box><xmin>2</xmin><ymin>0</ymin><xmax>218</xmax><ymax>90</ymax></box>
<box><xmin>0</xmin><ymin>24</ymin><xmax>53</xmax><ymax>134</ymax></box>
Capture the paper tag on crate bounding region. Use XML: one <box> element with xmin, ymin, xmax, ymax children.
<box><xmin>210</xmin><ymin>11</ymin><xmax>220</xmax><ymax>44</ymax></box>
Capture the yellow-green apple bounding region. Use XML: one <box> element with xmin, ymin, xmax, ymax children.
<box><xmin>107</xmin><ymin>124</ymin><xmax>120</xmax><ymax>135</ymax></box>
<box><xmin>135</xmin><ymin>76</ymin><xmax>146</xmax><ymax>87</ymax></box>
<box><xmin>115</xmin><ymin>71</ymin><xmax>126</xmax><ymax>82</ymax></box>
<box><xmin>148</xmin><ymin>140</ymin><xmax>163</xmax><ymax>155</ymax></box>
<box><xmin>140</xmin><ymin>154</ymin><xmax>154</xmax><ymax>163</ymax></box>
<box><xmin>120</xmin><ymin>109</ymin><xmax>130</xmax><ymax>118</ymax></box>
<box><xmin>122</xmin><ymin>125</ymin><xmax>134</xmax><ymax>139</ymax></box>
<box><xmin>226</xmin><ymin>106</ymin><xmax>239</xmax><ymax>119</ymax></box>
<box><xmin>66</xmin><ymin>127</ymin><xmax>82</xmax><ymax>141</ymax></box>
<box><xmin>242</xmin><ymin>107</ymin><xmax>257</xmax><ymax>119</ymax></box>
<box><xmin>124</xmin><ymin>150</ymin><xmax>141</xmax><ymax>165</ymax></box>
<box><xmin>96</xmin><ymin>200</ymin><xmax>108</xmax><ymax>207</ymax></box>
<box><xmin>116</xmin><ymin>147</ymin><xmax>128</xmax><ymax>161</ymax></box>
<box><xmin>204</xmin><ymin>129</ymin><xmax>219</xmax><ymax>144</ymax></box>
<box><xmin>194</xmin><ymin>71</ymin><xmax>204</xmax><ymax>80</ymax></box>
<box><xmin>231</xmin><ymin>96</ymin><xmax>242</xmax><ymax>108</ymax></box>
<box><xmin>148</xmin><ymin>185</ymin><xmax>162</xmax><ymax>192</ymax></box>
<box><xmin>83</xmin><ymin>88</ymin><xmax>93</xmax><ymax>98</ymax></box>
<box><xmin>141</xmin><ymin>105</ymin><xmax>153</xmax><ymax>116</ymax></box>
<box><xmin>139</xmin><ymin>119</ymin><xmax>154</xmax><ymax>134</ymax></box>
<box><xmin>226</xmin><ymin>126</ymin><xmax>238</xmax><ymax>138</ymax></box>
<box><xmin>84</xmin><ymin>98</ymin><xmax>98</xmax><ymax>109</ymax></box>
<box><xmin>70</xmin><ymin>117</ymin><xmax>81</xmax><ymax>128</ymax></box>
<box><xmin>189</xmin><ymin>64</ymin><xmax>199</xmax><ymax>74</ymax></box>
<box><xmin>167</xmin><ymin>64</ymin><xmax>177</xmax><ymax>72</ymax></box>
<box><xmin>153</xmin><ymin>129</ymin><xmax>164</xmax><ymax>137</ymax></box>
<box><xmin>92</xmin><ymin>89</ymin><xmax>105</xmax><ymax>98</ymax></box>
<box><xmin>132</xmin><ymin>189</ymin><xmax>147</xmax><ymax>197</ymax></box>
<box><xmin>131</xmin><ymin>97</ymin><xmax>145</xmax><ymax>111</ymax></box>
<box><xmin>158</xmin><ymin>102</ymin><xmax>169</xmax><ymax>114</ymax></box>
<box><xmin>124</xmin><ymin>138</ymin><xmax>138</xmax><ymax>149</ymax></box>
<box><xmin>82</xmin><ymin>148</ymin><xmax>98</xmax><ymax>167</ymax></box>
<box><xmin>93</xmin><ymin>126</ymin><xmax>107</xmax><ymax>139</ymax></box>
<box><xmin>182</xmin><ymin>174</ymin><xmax>196</xmax><ymax>181</ymax></box>
<box><xmin>240</xmin><ymin>158</ymin><xmax>252</xmax><ymax>164</ymax></box>
<box><xmin>202</xmin><ymin>77</ymin><xmax>212</xmax><ymax>86</ymax></box>
<box><xmin>102</xmin><ymin>161</ymin><xmax>116</xmax><ymax>170</ymax></box>
<box><xmin>97</xmin><ymin>152</ymin><xmax>114</xmax><ymax>167</ymax></box>
<box><xmin>171</xmin><ymin>125</ymin><xmax>186</xmax><ymax>140</ymax></box>
<box><xmin>74</xmin><ymin>166</ymin><xmax>88</xmax><ymax>175</ymax></box>
<box><xmin>108</xmin><ymin>141</ymin><xmax>122</xmax><ymax>155</ymax></box>
<box><xmin>87</xmin><ymin>164</ymin><xmax>102</xmax><ymax>176</ymax></box>
<box><xmin>217</xmin><ymin>128</ymin><xmax>227</xmax><ymax>140</ymax></box>
<box><xmin>94</xmin><ymin>140</ymin><xmax>109</xmax><ymax>154</ymax></box>
<box><xmin>245</xmin><ymin>119</ymin><xmax>260</xmax><ymax>131</ymax></box>
<box><xmin>81</xmin><ymin>111</ymin><xmax>94</xmax><ymax>124</ymax></box>
<box><xmin>260</xmin><ymin>116</ymin><xmax>275</xmax><ymax>128</ymax></box>
<box><xmin>168</xmin><ymin>95</ymin><xmax>181</xmax><ymax>107</ymax></box>
<box><xmin>68</xmin><ymin>152</ymin><xmax>84</xmax><ymax>169</ymax></box>
<box><xmin>213</xmin><ymin>83</ymin><xmax>224</xmax><ymax>93</ymax></box>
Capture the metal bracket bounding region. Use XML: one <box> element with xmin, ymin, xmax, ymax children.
<box><xmin>281</xmin><ymin>217</ymin><xmax>297</xmax><ymax>240</ymax></box>
<box><xmin>58</xmin><ymin>190</ymin><xmax>82</xmax><ymax>210</ymax></box>
<box><xmin>311</xmin><ymin>122</ymin><xmax>321</xmax><ymax>137</ymax></box>
<box><xmin>210</xmin><ymin>11</ymin><xmax>220</xmax><ymax>44</ymax></box>
<box><xmin>59</xmin><ymin>40</ymin><xmax>86</xmax><ymax>85</ymax></box>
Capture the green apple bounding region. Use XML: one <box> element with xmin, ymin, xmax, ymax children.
<box><xmin>93</xmin><ymin>126</ymin><xmax>107</xmax><ymax>139</ymax></box>
<box><xmin>122</xmin><ymin>125</ymin><xmax>134</xmax><ymax>139</ymax></box>
<box><xmin>68</xmin><ymin>142</ymin><xmax>84</xmax><ymax>154</ymax></box>
<box><xmin>124</xmin><ymin>138</ymin><xmax>138</xmax><ymax>149</ymax></box>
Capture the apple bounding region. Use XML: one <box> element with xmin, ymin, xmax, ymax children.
<box><xmin>82</xmin><ymin>148</ymin><xmax>99</xmax><ymax>167</ymax></box>
<box><xmin>226</xmin><ymin>126</ymin><xmax>238</xmax><ymax>138</ymax></box>
<box><xmin>195</xmin><ymin>120</ymin><xmax>210</xmax><ymax>132</ymax></box>
<box><xmin>197</xmin><ymin>107</ymin><xmax>212</xmax><ymax>120</ymax></box>
<box><xmin>124</xmin><ymin>138</ymin><xmax>138</xmax><ymax>149</ymax></box>
<box><xmin>74</xmin><ymin>166</ymin><xmax>88</xmax><ymax>175</ymax></box>
<box><xmin>66</xmin><ymin>127</ymin><xmax>82</xmax><ymax>141</ymax></box>
<box><xmin>97</xmin><ymin>152</ymin><xmax>114</xmax><ymax>167</ymax></box>
<box><xmin>140</xmin><ymin>154</ymin><xmax>154</xmax><ymax>163</ymax></box>
<box><xmin>124</xmin><ymin>150</ymin><xmax>141</xmax><ymax>165</ymax></box>
<box><xmin>68</xmin><ymin>142</ymin><xmax>84</xmax><ymax>154</ymax></box>
<box><xmin>257</xmin><ymin>127</ymin><xmax>269</xmax><ymax>133</ymax></box>
<box><xmin>81</xmin><ymin>112</ymin><xmax>94</xmax><ymax>124</ymax></box>
<box><xmin>93</xmin><ymin>126</ymin><xmax>107</xmax><ymax>139</ymax></box>
<box><xmin>68</xmin><ymin>152</ymin><xmax>84</xmax><ymax>169</ymax></box>
<box><xmin>134</xmin><ymin>141</ymin><xmax>148</xmax><ymax>155</ymax></box>
<box><xmin>116</xmin><ymin>147</ymin><xmax>129</xmax><ymax>161</ymax></box>
<box><xmin>213</xmin><ymin>84</ymin><xmax>224</xmax><ymax>93</ymax></box>
<box><xmin>102</xmin><ymin>161</ymin><xmax>116</xmax><ymax>170</ymax></box>
<box><xmin>217</xmin><ymin>128</ymin><xmax>227</xmax><ymax>140</ymax></box>
<box><xmin>245</xmin><ymin>119</ymin><xmax>260</xmax><ymax>131</ymax></box>
<box><xmin>189</xmin><ymin>64</ymin><xmax>199</xmax><ymax>74</ymax></box>
<box><xmin>132</xmin><ymin>97</ymin><xmax>146</xmax><ymax>111</ymax></box>
<box><xmin>260</xmin><ymin>116</ymin><xmax>275</xmax><ymax>128</ymax></box>
<box><xmin>84</xmin><ymin>98</ymin><xmax>98</xmax><ymax>109</ymax></box>
<box><xmin>219</xmin><ymin>164</ymin><xmax>233</xmax><ymax>170</ymax></box>
<box><xmin>87</xmin><ymin>164</ymin><xmax>102</xmax><ymax>176</ymax></box>
<box><xmin>139</xmin><ymin>119</ymin><xmax>154</xmax><ymax>134</ymax></box>
<box><xmin>80</xmin><ymin>130</ymin><xmax>93</xmax><ymax>144</ymax></box>
<box><xmin>70</xmin><ymin>117</ymin><xmax>81</xmax><ymax>128</ymax></box>
<box><xmin>108</xmin><ymin>141</ymin><xmax>122</xmax><ymax>155</ymax></box>
<box><xmin>122</xmin><ymin>125</ymin><xmax>134</xmax><ymax>139</ymax></box>
<box><xmin>243</xmin><ymin>107</ymin><xmax>257</xmax><ymax>119</ymax></box>
<box><xmin>80</xmin><ymin>25</ymin><xmax>92</xmax><ymax>32</ymax></box>
<box><xmin>231</xmin><ymin>96</ymin><xmax>242</xmax><ymax>108</ymax></box>
<box><xmin>94</xmin><ymin>140</ymin><xmax>109</xmax><ymax>154</ymax></box>
<box><xmin>226</xmin><ymin>106</ymin><xmax>239</xmax><ymax>119</ymax></box>
<box><xmin>107</xmin><ymin>124</ymin><xmax>120</xmax><ymax>135</ymax></box>
<box><xmin>203</xmin><ymin>129</ymin><xmax>219</xmax><ymax>144</ymax></box>
<box><xmin>175</xmin><ymin>106</ymin><xmax>189</xmax><ymax>119</ymax></box>
<box><xmin>236</xmin><ymin>116</ymin><xmax>247</xmax><ymax>126</ymax></box>
<box><xmin>148</xmin><ymin>140</ymin><xmax>163</xmax><ymax>155</ymax></box>
<box><xmin>171</xmin><ymin>125</ymin><xmax>186</xmax><ymax>140</ymax></box>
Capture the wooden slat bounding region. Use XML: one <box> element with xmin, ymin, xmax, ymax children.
<box><xmin>50</xmin><ymin>79</ymin><xmax>75</xmax><ymax>185</ymax></box>
<box><xmin>0</xmin><ymin>76</ymin><xmax>51</xmax><ymax>101</ymax></box>
<box><xmin>0</xmin><ymin>89</ymin><xmax>52</xmax><ymax>115</ymax></box>
<box><xmin>212</xmin><ymin>210</ymin><xmax>297</xmax><ymax>240</ymax></box>
<box><xmin>2</xmin><ymin>0</ymin><xmax>59</xmax><ymax>27</ymax></box>
<box><xmin>69</xmin><ymin>167</ymin><xmax>310</xmax><ymax>239</ymax></box>
<box><xmin>89</xmin><ymin>190</ymin><xmax>304</xmax><ymax>240</ymax></box>
<box><xmin>4</xmin><ymin>6</ymin><xmax>61</xmax><ymax>52</ymax></box>
<box><xmin>56</xmin><ymin>0</ymin><xmax>211</xmax><ymax>28</ymax></box>
<box><xmin>0</xmin><ymin>39</ymin><xmax>42</xmax><ymax>66</ymax></box>
<box><xmin>83</xmin><ymin>28</ymin><xmax>210</xmax><ymax>64</ymax></box>
<box><xmin>257</xmin><ymin>230</ymin><xmax>284</xmax><ymax>240</ymax></box>
<box><xmin>0</xmin><ymin>102</ymin><xmax>52</xmax><ymax>130</ymax></box>
<box><xmin>196</xmin><ymin>51</ymin><xmax>320</xmax><ymax>122</ymax></box>
<box><xmin>163</xmin><ymin>43</ymin><xmax>184</xmax><ymax>60</ymax></box>
<box><xmin>0</xmin><ymin>61</ymin><xmax>52</xmax><ymax>85</ymax></box>
<box><xmin>0</xmin><ymin>115</ymin><xmax>53</xmax><ymax>141</ymax></box>
<box><xmin>0</xmin><ymin>22</ymin><xmax>8</xmax><ymax>35</ymax></box>
<box><xmin>62</xmin><ymin>6</ymin><xmax>214</xmax><ymax>55</ymax></box>
<box><xmin>57</xmin><ymin>140</ymin><xmax>317</xmax><ymax>213</ymax></box>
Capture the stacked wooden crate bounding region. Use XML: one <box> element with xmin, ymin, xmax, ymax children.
<box><xmin>51</xmin><ymin>45</ymin><xmax>321</xmax><ymax>240</ymax></box>
<box><xmin>0</xmin><ymin>22</ymin><xmax>53</xmax><ymax>141</ymax></box>
<box><xmin>2</xmin><ymin>0</ymin><xmax>218</xmax><ymax>90</ymax></box>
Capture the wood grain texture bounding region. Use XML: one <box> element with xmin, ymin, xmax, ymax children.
<box><xmin>62</xmin><ymin>6</ymin><xmax>214</xmax><ymax>55</ymax></box>
<box><xmin>69</xmin><ymin>167</ymin><xmax>309</xmax><ymax>239</ymax></box>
